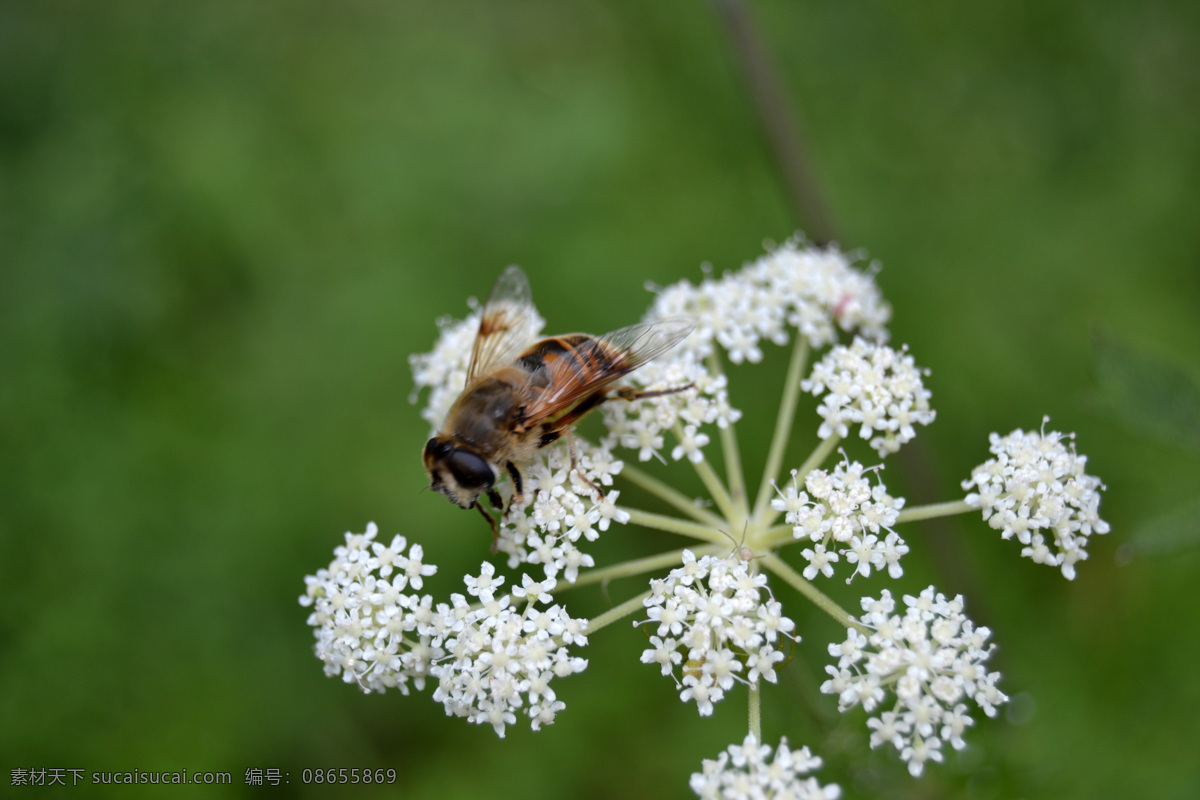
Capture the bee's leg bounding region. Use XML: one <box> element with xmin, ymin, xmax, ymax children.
<box><xmin>611</xmin><ymin>382</ymin><xmax>694</xmax><ymax>402</ymax></box>
<box><xmin>487</xmin><ymin>487</ymin><xmax>505</xmax><ymax>510</ymax></box>
<box><xmin>565</xmin><ymin>427</ymin><xmax>606</xmax><ymax>503</ymax></box>
<box><xmin>560</xmin><ymin>383</ymin><xmax>693</xmax><ymax>502</ymax></box>
<box><xmin>536</xmin><ymin>417</ymin><xmax>607</xmax><ymax>502</ymax></box>
<box><xmin>537</xmin><ymin>385</ymin><xmax>686</xmax><ymax>502</ymax></box>
<box><xmin>475</xmin><ymin>500</ymin><xmax>500</xmax><ymax>552</ymax></box>
<box><xmin>504</xmin><ymin>462</ymin><xmax>524</xmax><ymax>510</ymax></box>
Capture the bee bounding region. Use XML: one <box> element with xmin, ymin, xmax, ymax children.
<box><xmin>423</xmin><ymin>265</ymin><xmax>694</xmax><ymax>542</ymax></box>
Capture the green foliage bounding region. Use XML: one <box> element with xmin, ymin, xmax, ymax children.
<box><xmin>1091</xmin><ymin>333</ymin><xmax>1200</xmax><ymax>453</ymax></box>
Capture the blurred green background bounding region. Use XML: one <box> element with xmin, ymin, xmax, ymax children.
<box><xmin>3</xmin><ymin>0</ymin><xmax>1198</xmax><ymax>797</ymax></box>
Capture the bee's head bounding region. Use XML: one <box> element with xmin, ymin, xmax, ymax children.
<box><xmin>423</xmin><ymin>436</ymin><xmax>498</xmax><ymax>509</ymax></box>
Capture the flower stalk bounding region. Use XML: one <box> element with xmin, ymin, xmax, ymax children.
<box><xmin>897</xmin><ymin>499</ymin><xmax>974</xmax><ymax>524</ymax></box>
<box><xmin>761</xmin><ymin>552</ymin><xmax>865</xmax><ymax>633</ymax></box>
<box><xmin>751</xmin><ymin>333</ymin><xmax>810</xmax><ymax>522</ymax></box>
<box><xmin>587</xmin><ymin>590</ymin><xmax>653</xmax><ymax>634</ymax></box>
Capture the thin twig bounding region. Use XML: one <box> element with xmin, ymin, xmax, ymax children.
<box><xmin>587</xmin><ymin>590</ymin><xmax>653</xmax><ymax>634</ymax></box>
<box><xmin>621</xmin><ymin>463</ymin><xmax>726</xmax><ymax>528</ymax></box>
<box><xmin>621</xmin><ymin>506</ymin><xmax>729</xmax><ymax>545</ymax></box>
<box><xmin>711</xmin><ymin>0</ymin><xmax>837</xmax><ymax>244</ymax></box>
<box><xmin>751</xmin><ymin>334</ymin><xmax>810</xmax><ymax>522</ymax></box>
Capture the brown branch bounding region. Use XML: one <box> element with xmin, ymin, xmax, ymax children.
<box><xmin>711</xmin><ymin>0</ymin><xmax>838</xmax><ymax>245</ymax></box>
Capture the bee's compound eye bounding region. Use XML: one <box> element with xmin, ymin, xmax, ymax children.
<box><xmin>446</xmin><ymin>449</ymin><xmax>495</xmax><ymax>491</ymax></box>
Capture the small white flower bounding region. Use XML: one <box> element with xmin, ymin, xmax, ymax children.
<box><xmin>637</xmin><ymin>551</ymin><xmax>797</xmax><ymax>716</ymax></box>
<box><xmin>672</xmin><ymin>424</ymin><xmax>712</xmax><ymax>463</ymax></box>
<box><xmin>770</xmin><ymin>469</ymin><xmax>810</xmax><ymax>519</ymax></box>
<box><xmin>689</xmin><ymin>734</ymin><xmax>841</xmax><ymax>800</ymax></box>
<box><xmin>962</xmin><ymin>418</ymin><xmax>1109</xmax><ymax>579</ymax></box>
<box><xmin>463</xmin><ymin>561</ymin><xmax>504</xmax><ymax>603</ymax></box>
<box><xmin>802</xmin><ymin>338</ymin><xmax>935</xmax><ymax>456</ymax></box>
<box><xmin>820</xmin><ymin>587</ymin><xmax>1007</xmax><ymax>777</ymax></box>
<box><xmin>800</xmin><ymin>543</ymin><xmax>838</xmax><ymax>579</ymax></box>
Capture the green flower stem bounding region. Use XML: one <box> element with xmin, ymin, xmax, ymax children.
<box><xmin>752</xmin><ymin>432</ymin><xmax>842</xmax><ymax>530</ymax></box>
<box><xmin>795</xmin><ymin>432</ymin><xmax>841</xmax><ymax>481</ymax></box>
<box><xmin>897</xmin><ymin>499</ymin><xmax>975</xmax><ymax>524</ymax></box>
<box><xmin>586</xmin><ymin>589</ymin><xmax>652</xmax><ymax>634</ymax></box>
<box><xmin>748</xmin><ymin>681</ymin><xmax>762</xmax><ymax>743</ymax></box>
<box><xmin>620</xmin><ymin>507</ymin><xmax>730</xmax><ymax>545</ymax></box>
<box><xmin>621</xmin><ymin>463</ymin><xmax>726</xmax><ymax>529</ymax></box>
<box><xmin>751</xmin><ymin>335</ymin><xmax>810</xmax><ymax>522</ymax></box>
<box><xmin>553</xmin><ymin>543</ymin><xmax>725</xmax><ymax>593</ymax></box>
<box><xmin>752</xmin><ymin>523</ymin><xmax>799</xmax><ymax>551</ymax></box>
<box><xmin>708</xmin><ymin>352</ymin><xmax>749</xmax><ymax>518</ymax></box>
<box><xmin>720</xmin><ymin>421</ymin><xmax>749</xmax><ymax>517</ymax></box>
<box><xmin>689</xmin><ymin>449</ymin><xmax>740</xmax><ymax>524</ymax></box>
<box><xmin>760</xmin><ymin>552</ymin><xmax>867</xmax><ymax>634</ymax></box>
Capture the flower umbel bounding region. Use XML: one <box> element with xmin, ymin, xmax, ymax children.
<box><xmin>772</xmin><ymin>459</ymin><xmax>908</xmax><ymax>581</ymax></box>
<box><xmin>802</xmin><ymin>338</ymin><xmax>935</xmax><ymax>457</ymax></box>
<box><xmin>302</xmin><ymin>525</ymin><xmax>588</xmax><ymax>736</ymax></box>
<box><xmin>429</xmin><ymin>567</ymin><xmax>588</xmax><ymax>736</ymax></box>
<box><xmin>690</xmin><ymin>734</ymin><xmax>841</xmax><ymax>800</ymax></box>
<box><xmin>647</xmin><ymin>239</ymin><xmax>891</xmax><ymax>359</ymax></box>
<box><xmin>820</xmin><ymin>587</ymin><xmax>1008</xmax><ymax>777</ymax></box>
<box><xmin>962</xmin><ymin>419</ymin><xmax>1109</xmax><ymax>579</ymax></box>
<box><xmin>304</xmin><ymin>237</ymin><xmax>1107</xmax><ymax>795</ymax></box>
<box><xmin>637</xmin><ymin>551</ymin><xmax>797</xmax><ymax>715</ymax></box>
<box><xmin>300</xmin><ymin>522</ymin><xmax>439</xmax><ymax>695</ymax></box>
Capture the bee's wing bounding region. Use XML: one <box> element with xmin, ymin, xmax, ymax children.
<box><xmin>523</xmin><ymin>316</ymin><xmax>695</xmax><ymax>424</ymax></box>
<box><xmin>467</xmin><ymin>265</ymin><xmax>540</xmax><ymax>382</ymax></box>
<box><xmin>595</xmin><ymin>316</ymin><xmax>695</xmax><ymax>372</ymax></box>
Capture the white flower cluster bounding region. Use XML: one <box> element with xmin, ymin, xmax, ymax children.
<box><xmin>496</xmin><ymin>440</ymin><xmax>629</xmax><ymax>582</ymax></box>
<box><xmin>639</xmin><ymin>551</ymin><xmax>797</xmax><ymax>716</ymax></box>
<box><xmin>300</xmin><ymin>525</ymin><xmax>588</xmax><ymax>737</ymax></box>
<box><xmin>300</xmin><ymin>522</ymin><xmax>440</xmax><ymax>695</ymax></box>
<box><xmin>601</xmin><ymin>347</ymin><xmax>740</xmax><ymax>465</ymax></box>
<box><xmin>821</xmin><ymin>588</ymin><xmax>1008</xmax><ymax>778</ymax></box>
<box><xmin>430</xmin><ymin>565</ymin><xmax>589</xmax><ymax>737</ymax></box>
<box><xmin>962</xmin><ymin>421</ymin><xmax>1109</xmax><ymax>580</ymax></box>
<box><xmin>802</xmin><ymin>338</ymin><xmax>935</xmax><ymax>457</ymax></box>
<box><xmin>608</xmin><ymin>240</ymin><xmax>891</xmax><ymax>466</ymax></box>
<box><xmin>690</xmin><ymin>734</ymin><xmax>841</xmax><ymax>800</ymax></box>
<box><xmin>772</xmin><ymin>461</ymin><xmax>908</xmax><ymax>581</ymax></box>
<box><xmin>648</xmin><ymin>238</ymin><xmax>891</xmax><ymax>363</ymax></box>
